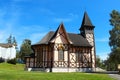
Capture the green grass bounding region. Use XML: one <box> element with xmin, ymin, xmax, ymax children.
<box><xmin>0</xmin><ymin>63</ymin><xmax>115</xmax><ymax>80</ymax></box>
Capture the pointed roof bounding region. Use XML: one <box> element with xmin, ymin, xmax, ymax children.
<box><xmin>33</xmin><ymin>23</ymin><xmax>92</xmax><ymax>47</ymax></box>
<box><xmin>33</xmin><ymin>31</ymin><xmax>91</xmax><ymax>47</ymax></box>
<box><xmin>80</xmin><ymin>12</ymin><xmax>94</xmax><ymax>30</ymax></box>
<box><xmin>50</xmin><ymin>22</ymin><xmax>71</xmax><ymax>44</ymax></box>
<box><xmin>37</xmin><ymin>31</ymin><xmax>55</xmax><ymax>44</ymax></box>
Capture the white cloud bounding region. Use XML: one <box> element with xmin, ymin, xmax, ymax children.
<box><xmin>16</xmin><ymin>25</ymin><xmax>48</xmax><ymax>34</ymax></box>
<box><xmin>53</xmin><ymin>17</ymin><xmax>72</xmax><ymax>23</ymax></box>
<box><xmin>0</xmin><ymin>1</ymin><xmax>21</xmax><ymax>44</ymax></box>
<box><xmin>68</xmin><ymin>13</ymin><xmax>79</xmax><ymax>18</ymax></box>
<box><xmin>12</xmin><ymin>25</ymin><xmax>48</xmax><ymax>48</ymax></box>
<box><xmin>0</xmin><ymin>0</ymin><xmax>21</xmax><ymax>28</ymax></box>
<box><xmin>0</xmin><ymin>30</ymin><xmax>10</xmax><ymax>43</ymax></box>
<box><xmin>39</xmin><ymin>8</ymin><xmax>55</xmax><ymax>15</ymax></box>
<box><xmin>0</xmin><ymin>32</ymin><xmax>6</xmax><ymax>42</ymax></box>
<box><xmin>53</xmin><ymin>13</ymin><xmax>79</xmax><ymax>23</ymax></box>
<box><xmin>29</xmin><ymin>32</ymin><xmax>47</xmax><ymax>44</ymax></box>
<box><xmin>97</xmin><ymin>52</ymin><xmax>109</xmax><ymax>60</ymax></box>
<box><xmin>0</xmin><ymin>7</ymin><xmax>15</xmax><ymax>42</ymax></box>
<box><xmin>0</xmin><ymin>1</ymin><xmax>22</xmax><ymax>48</ymax></box>
<box><xmin>96</xmin><ymin>38</ymin><xmax>109</xmax><ymax>42</ymax></box>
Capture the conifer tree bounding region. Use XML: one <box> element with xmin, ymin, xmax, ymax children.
<box><xmin>107</xmin><ymin>10</ymin><xmax>120</xmax><ymax>70</ymax></box>
<box><xmin>7</xmin><ymin>35</ymin><xmax>12</xmax><ymax>44</ymax></box>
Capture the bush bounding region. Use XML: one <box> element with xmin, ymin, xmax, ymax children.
<box><xmin>0</xmin><ymin>57</ymin><xmax>5</xmax><ymax>63</ymax></box>
<box><xmin>7</xmin><ymin>58</ymin><xmax>17</xmax><ymax>65</ymax></box>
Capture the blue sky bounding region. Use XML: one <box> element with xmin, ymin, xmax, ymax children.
<box><xmin>0</xmin><ymin>0</ymin><xmax>120</xmax><ymax>60</ymax></box>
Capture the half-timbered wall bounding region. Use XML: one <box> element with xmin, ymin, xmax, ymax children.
<box><xmin>53</xmin><ymin>43</ymin><xmax>68</xmax><ymax>67</ymax></box>
<box><xmin>86</xmin><ymin>33</ymin><xmax>96</xmax><ymax>68</ymax></box>
<box><xmin>52</xmin><ymin>43</ymin><xmax>92</xmax><ymax>68</ymax></box>
<box><xmin>31</xmin><ymin>44</ymin><xmax>54</xmax><ymax>68</ymax></box>
<box><xmin>25</xmin><ymin>57</ymin><xmax>35</xmax><ymax>68</ymax></box>
<box><xmin>68</xmin><ymin>47</ymin><xmax>92</xmax><ymax>68</ymax></box>
<box><xmin>25</xmin><ymin>44</ymin><xmax>92</xmax><ymax>69</ymax></box>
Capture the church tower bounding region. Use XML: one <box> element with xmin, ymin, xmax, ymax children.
<box><xmin>80</xmin><ymin>12</ymin><xmax>96</xmax><ymax>70</ymax></box>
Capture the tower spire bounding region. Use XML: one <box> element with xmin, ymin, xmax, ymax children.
<box><xmin>80</xmin><ymin>11</ymin><xmax>94</xmax><ymax>31</ymax></box>
<box><xmin>79</xmin><ymin>11</ymin><xmax>96</xmax><ymax>69</ymax></box>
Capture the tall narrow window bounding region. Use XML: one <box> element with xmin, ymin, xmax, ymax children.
<box><xmin>58</xmin><ymin>44</ymin><xmax>64</xmax><ymax>61</ymax></box>
<box><xmin>58</xmin><ymin>49</ymin><xmax>64</xmax><ymax>61</ymax></box>
<box><xmin>76</xmin><ymin>53</ymin><xmax>79</xmax><ymax>62</ymax></box>
<box><xmin>79</xmin><ymin>53</ymin><xmax>83</xmax><ymax>63</ymax></box>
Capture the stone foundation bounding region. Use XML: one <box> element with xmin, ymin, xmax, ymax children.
<box><xmin>25</xmin><ymin>67</ymin><xmax>95</xmax><ymax>72</ymax></box>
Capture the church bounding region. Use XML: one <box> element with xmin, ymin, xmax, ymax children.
<box><xmin>25</xmin><ymin>12</ymin><xmax>96</xmax><ymax>72</ymax></box>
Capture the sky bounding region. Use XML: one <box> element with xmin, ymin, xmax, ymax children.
<box><xmin>0</xmin><ymin>0</ymin><xmax>120</xmax><ymax>60</ymax></box>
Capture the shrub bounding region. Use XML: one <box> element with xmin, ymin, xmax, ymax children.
<box><xmin>0</xmin><ymin>57</ymin><xmax>5</xmax><ymax>63</ymax></box>
<box><xmin>7</xmin><ymin>58</ymin><xmax>17</xmax><ymax>65</ymax></box>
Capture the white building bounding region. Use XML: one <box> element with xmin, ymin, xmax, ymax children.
<box><xmin>0</xmin><ymin>43</ymin><xmax>16</xmax><ymax>60</ymax></box>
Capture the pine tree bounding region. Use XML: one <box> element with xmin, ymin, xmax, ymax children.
<box><xmin>7</xmin><ymin>35</ymin><xmax>12</xmax><ymax>44</ymax></box>
<box><xmin>107</xmin><ymin>10</ymin><xmax>120</xmax><ymax>70</ymax></box>
<box><xmin>7</xmin><ymin>35</ymin><xmax>17</xmax><ymax>45</ymax></box>
<box><xmin>13</xmin><ymin>37</ymin><xmax>17</xmax><ymax>49</ymax></box>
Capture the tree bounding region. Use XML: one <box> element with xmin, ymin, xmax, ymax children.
<box><xmin>12</xmin><ymin>37</ymin><xmax>17</xmax><ymax>49</ymax></box>
<box><xmin>96</xmin><ymin>55</ymin><xmax>106</xmax><ymax>69</ymax></box>
<box><xmin>7</xmin><ymin>35</ymin><xmax>12</xmax><ymax>44</ymax></box>
<box><xmin>109</xmin><ymin>10</ymin><xmax>120</xmax><ymax>49</ymax></box>
<box><xmin>107</xmin><ymin>10</ymin><xmax>120</xmax><ymax>70</ymax></box>
<box><xmin>96</xmin><ymin>55</ymin><xmax>102</xmax><ymax>67</ymax></box>
<box><xmin>20</xmin><ymin>39</ymin><xmax>32</xmax><ymax>62</ymax></box>
<box><xmin>7</xmin><ymin>35</ymin><xmax>17</xmax><ymax>46</ymax></box>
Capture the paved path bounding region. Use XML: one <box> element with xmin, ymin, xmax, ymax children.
<box><xmin>109</xmin><ymin>74</ymin><xmax>120</xmax><ymax>80</ymax></box>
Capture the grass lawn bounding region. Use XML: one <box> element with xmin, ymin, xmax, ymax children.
<box><xmin>0</xmin><ymin>63</ymin><xmax>115</xmax><ymax>80</ymax></box>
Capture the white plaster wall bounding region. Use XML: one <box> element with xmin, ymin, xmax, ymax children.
<box><xmin>92</xmin><ymin>47</ymin><xmax>95</xmax><ymax>68</ymax></box>
<box><xmin>52</xmin><ymin>68</ymin><xmax>93</xmax><ymax>72</ymax></box>
<box><xmin>54</xmin><ymin>51</ymin><xmax>58</xmax><ymax>61</ymax></box>
<box><xmin>86</xmin><ymin>33</ymin><xmax>95</xmax><ymax>68</ymax></box>
<box><xmin>26</xmin><ymin>67</ymin><xmax>94</xmax><ymax>72</ymax></box>
<box><xmin>51</xmin><ymin>32</ymin><xmax>68</xmax><ymax>44</ymax></box>
<box><xmin>64</xmin><ymin>51</ymin><xmax>68</xmax><ymax>61</ymax></box>
<box><xmin>0</xmin><ymin>46</ymin><xmax>16</xmax><ymax>59</ymax></box>
<box><xmin>27</xmin><ymin>68</ymin><xmax>50</xmax><ymax>72</ymax></box>
<box><xmin>69</xmin><ymin>53</ymin><xmax>76</xmax><ymax>62</ymax></box>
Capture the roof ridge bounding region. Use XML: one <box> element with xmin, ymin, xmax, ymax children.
<box><xmin>32</xmin><ymin>30</ymin><xmax>91</xmax><ymax>47</ymax></box>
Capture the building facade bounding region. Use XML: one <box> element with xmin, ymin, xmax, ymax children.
<box><xmin>25</xmin><ymin>12</ymin><xmax>96</xmax><ymax>72</ymax></box>
<box><xmin>0</xmin><ymin>43</ymin><xmax>16</xmax><ymax>60</ymax></box>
